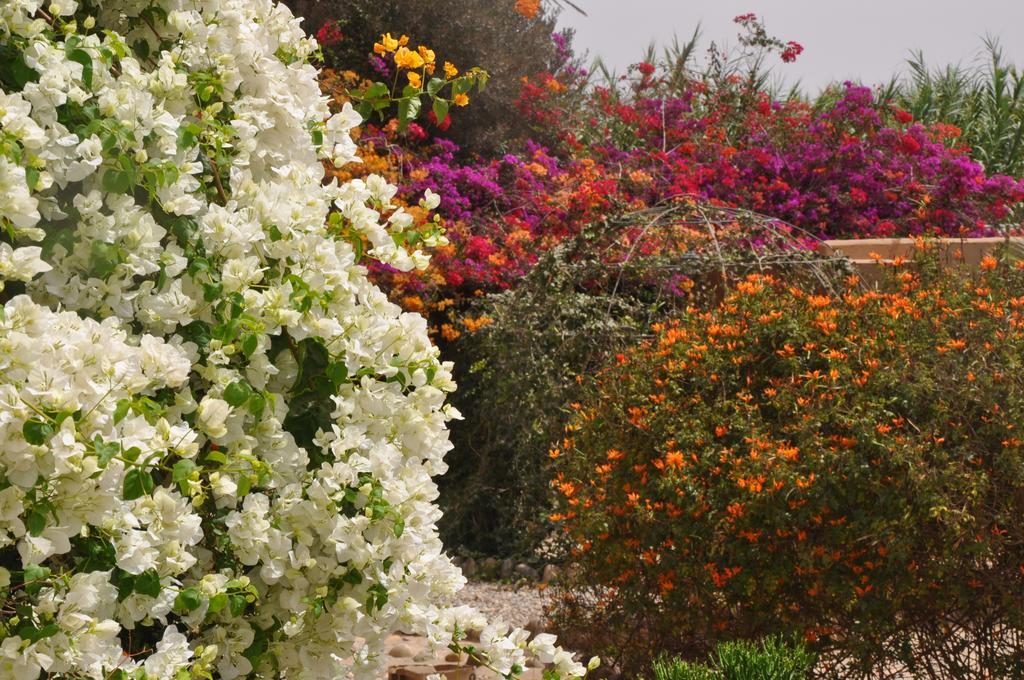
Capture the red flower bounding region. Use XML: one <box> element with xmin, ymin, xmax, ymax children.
<box><xmin>899</xmin><ymin>133</ymin><xmax>922</xmax><ymax>154</ymax></box>
<box><xmin>892</xmin><ymin>107</ymin><xmax>914</xmax><ymax>125</ymax></box>
<box><xmin>316</xmin><ymin>21</ymin><xmax>342</xmax><ymax>47</ymax></box>
<box><xmin>637</xmin><ymin>61</ymin><xmax>656</xmax><ymax>77</ymax></box>
<box><xmin>780</xmin><ymin>41</ymin><xmax>804</xmax><ymax>63</ymax></box>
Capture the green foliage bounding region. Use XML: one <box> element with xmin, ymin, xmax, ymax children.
<box><xmin>648</xmin><ymin>638</ymin><xmax>814</xmax><ymax>680</ymax></box>
<box><xmin>552</xmin><ymin>245</ymin><xmax>1024</xmax><ymax>678</ymax></box>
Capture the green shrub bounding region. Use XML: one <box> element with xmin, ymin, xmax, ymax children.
<box><xmin>437</xmin><ymin>206</ymin><xmax>847</xmax><ymax>556</ymax></box>
<box><xmin>713</xmin><ymin>637</ymin><xmax>815</xmax><ymax>680</ymax></box>
<box><xmin>552</xmin><ymin>244</ymin><xmax>1024</xmax><ymax>678</ymax></box>
<box><xmin>648</xmin><ymin>638</ymin><xmax>814</xmax><ymax>680</ymax></box>
<box><xmin>650</xmin><ymin>656</ymin><xmax>719</xmax><ymax>680</ymax></box>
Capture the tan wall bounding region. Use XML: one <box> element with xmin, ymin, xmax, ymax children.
<box><xmin>816</xmin><ymin>237</ymin><xmax>1024</xmax><ymax>285</ymax></box>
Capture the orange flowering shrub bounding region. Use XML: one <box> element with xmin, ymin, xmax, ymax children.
<box><xmin>552</xmin><ymin>244</ymin><xmax>1024</xmax><ymax>678</ymax></box>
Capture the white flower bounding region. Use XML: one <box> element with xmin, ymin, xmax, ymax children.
<box><xmin>420</xmin><ymin>188</ymin><xmax>441</xmax><ymax>211</ymax></box>
<box><xmin>144</xmin><ymin>627</ymin><xmax>193</xmax><ymax>679</ymax></box>
<box><xmin>197</xmin><ymin>397</ymin><xmax>231</xmax><ymax>439</ymax></box>
<box><xmin>0</xmin><ymin>157</ymin><xmax>40</xmax><ymax>230</ymax></box>
<box><xmin>0</xmin><ymin>244</ymin><xmax>50</xmax><ymax>288</ymax></box>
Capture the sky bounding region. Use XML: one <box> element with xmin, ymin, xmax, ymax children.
<box><xmin>557</xmin><ymin>0</ymin><xmax>1024</xmax><ymax>93</ymax></box>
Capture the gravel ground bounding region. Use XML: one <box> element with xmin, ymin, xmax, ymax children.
<box><xmin>454</xmin><ymin>581</ymin><xmax>555</xmax><ymax>629</ymax></box>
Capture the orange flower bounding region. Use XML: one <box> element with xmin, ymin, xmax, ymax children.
<box><xmin>981</xmin><ymin>254</ymin><xmax>998</xmax><ymax>271</ymax></box>
<box><xmin>777</xmin><ymin>445</ymin><xmax>799</xmax><ymax>461</ymax></box>
<box><xmin>373</xmin><ymin>33</ymin><xmax>400</xmax><ymax>54</ymax></box>
<box><xmin>393</xmin><ymin>46</ymin><xmax>424</xmax><ymax>70</ymax></box>
<box><xmin>416</xmin><ymin>45</ymin><xmax>436</xmax><ymax>65</ymax></box>
<box><xmin>440</xmin><ymin>323</ymin><xmax>460</xmax><ymax>341</ymax></box>
<box><xmin>514</xmin><ymin>0</ymin><xmax>541</xmax><ymax>19</ymax></box>
<box><xmin>454</xmin><ymin>93</ymin><xmax>470</xmax><ymax>107</ymax></box>
<box><xmin>664</xmin><ymin>450</ymin><xmax>685</xmax><ymax>469</ymax></box>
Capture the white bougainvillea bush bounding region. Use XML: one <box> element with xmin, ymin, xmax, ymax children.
<box><xmin>0</xmin><ymin>1</ymin><xmax>592</xmax><ymax>678</ymax></box>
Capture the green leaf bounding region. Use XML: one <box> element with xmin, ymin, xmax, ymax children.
<box><xmin>229</xmin><ymin>593</ymin><xmax>247</xmax><ymax>617</ymax></box>
<box><xmin>326</xmin><ymin>362</ymin><xmax>348</xmax><ymax>387</ymax></box>
<box><xmin>236</xmin><ymin>473</ymin><xmax>252</xmax><ymax>498</ymax></box>
<box><xmin>0</xmin><ymin>47</ymin><xmax>38</xmax><ymax>90</ymax></box>
<box><xmin>122</xmin><ymin>468</ymin><xmax>155</xmax><ymax>500</ymax></box>
<box><xmin>15</xmin><ymin>621</ymin><xmax>59</xmax><ymax>643</ymax></box>
<box><xmin>177</xmin><ymin>124</ymin><xmax>199</xmax><ymax>152</ymax></box>
<box><xmin>66</xmin><ymin>48</ymin><xmax>94</xmax><ymax>89</ymax></box>
<box><xmin>224</xmin><ymin>380</ymin><xmax>253</xmax><ymax>407</ymax></box>
<box><xmin>22</xmin><ymin>564</ymin><xmax>50</xmax><ymax>596</ymax></box>
<box><xmin>25</xmin><ymin>166</ymin><xmax>40</xmax><ymax>192</ymax></box>
<box><xmin>432</xmin><ymin>98</ymin><xmax>449</xmax><ymax>124</ymax></box>
<box><xmin>205</xmin><ymin>450</ymin><xmax>227</xmax><ymax>465</ymax></box>
<box><xmin>102</xmin><ymin>169</ymin><xmax>132</xmax><ymax>194</ymax></box>
<box><xmin>426</xmin><ymin>77</ymin><xmax>446</xmax><ymax>96</ymax></box>
<box><xmin>364</xmin><ymin>82</ymin><xmax>390</xmax><ymax>100</ymax></box>
<box><xmin>173</xmin><ymin>587</ymin><xmax>203</xmax><ymax>613</ymax></box>
<box><xmin>452</xmin><ymin>77</ymin><xmax>471</xmax><ymax>96</ymax></box>
<box><xmin>208</xmin><ymin>592</ymin><xmax>228</xmax><ymax>614</ymax></box>
<box><xmin>240</xmin><ymin>333</ymin><xmax>260</xmax><ymax>357</ymax></box>
<box><xmin>354</xmin><ymin>101</ymin><xmax>373</xmax><ymax>122</ymax></box>
<box><xmin>393</xmin><ymin>515</ymin><xmax>405</xmax><ymax>538</ymax></box>
<box><xmin>133</xmin><ymin>39</ymin><xmax>151</xmax><ymax>61</ymax></box>
<box><xmin>134</xmin><ymin>569</ymin><xmax>162</xmax><ymax>598</ymax></box>
<box><xmin>25</xmin><ymin>510</ymin><xmax>46</xmax><ymax>537</ymax></box>
<box><xmin>247</xmin><ymin>392</ymin><xmax>266</xmax><ymax>419</ymax></box>
<box><xmin>202</xmin><ymin>281</ymin><xmax>223</xmax><ymax>302</ymax></box>
<box><xmin>93</xmin><ymin>435</ymin><xmax>120</xmax><ymax>468</ymax></box>
<box><xmin>172</xmin><ymin>459</ymin><xmax>197</xmax><ymax>484</ymax></box>
<box><xmin>77</xmin><ymin>537</ymin><xmax>116</xmax><ymax>572</ymax></box>
<box><xmin>88</xmin><ymin>240</ymin><xmax>121</xmax><ymax>278</ymax></box>
<box><xmin>114</xmin><ymin>398</ymin><xmax>132</xmax><ymax>424</ymax></box>
<box><xmin>397</xmin><ymin>96</ymin><xmax>422</xmax><ymax>128</ymax></box>
<box><xmin>366</xmin><ymin>583</ymin><xmax>389</xmax><ymax>613</ymax></box>
<box><xmin>23</xmin><ymin>419</ymin><xmax>53</xmax><ymax>446</ymax></box>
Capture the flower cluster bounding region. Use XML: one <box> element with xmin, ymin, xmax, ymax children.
<box><xmin>353</xmin><ymin>68</ymin><xmax>1022</xmax><ymax>337</ymax></box>
<box><xmin>348</xmin><ymin>33</ymin><xmax>487</xmax><ymax>132</ymax></box>
<box><xmin>0</xmin><ymin>1</ymin><xmax>587</xmax><ymax>678</ymax></box>
<box><xmin>550</xmin><ymin>245</ymin><xmax>1024</xmax><ymax>677</ymax></box>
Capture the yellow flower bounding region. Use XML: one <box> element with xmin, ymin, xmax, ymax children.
<box><xmin>444</xmin><ymin>61</ymin><xmax>458</xmax><ymax>79</ymax></box>
<box><xmin>454</xmin><ymin>93</ymin><xmax>470</xmax><ymax>107</ymax></box>
<box><xmin>417</xmin><ymin>45</ymin><xmax>436</xmax><ymax>65</ymax></box>
<box><xmin>394</xmin><ymin>46</ymin><xmax>425</xmax><ymax>70</ymax></box>
<box><xmin>374</xmin><ymin>32</ymin><xmax>400</xmax><ymax>54</ymax></box>
<box><xmin>407</xmin><ymin>71</ymin><xmax>422</xmax><ymax>88</ymax></box>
